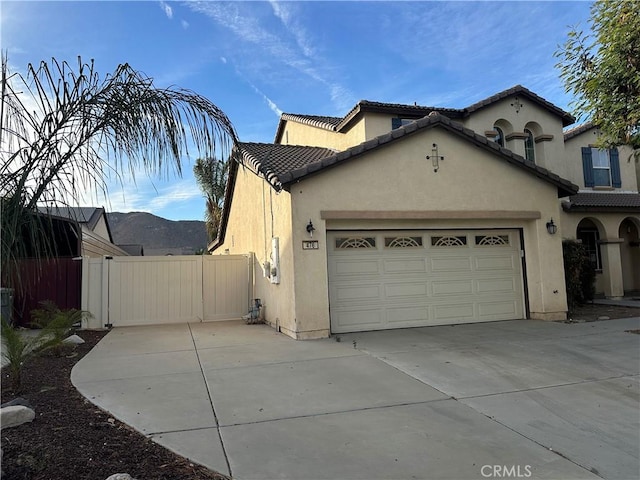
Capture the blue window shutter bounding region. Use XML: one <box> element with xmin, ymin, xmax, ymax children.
<box><xmin>582</xmin><ymin>147</ymin><xmax>594</xmax><ymax>187</ymax></box>
<box><xmin>392</xmin><ymin>118</ymin><xmax>402</xmax><ymax>129</ymax></box>
<box><xmin>610</xmin><ymin>148</ymin><xmax>621</xmax><ymax>188</ymax></box>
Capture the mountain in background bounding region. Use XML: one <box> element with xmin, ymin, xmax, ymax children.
<box><xmin>107</xmin><ymin>212</ymin><xmax>208</xmax><ymax>256</ymax></box>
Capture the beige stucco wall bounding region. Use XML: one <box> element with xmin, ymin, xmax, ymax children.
<box><xmin>279</xmin><ymin>119</ymin><xmax>366</xmax><ymax>151</ymax></box>
<box><xmin>289</xmin><ymin>127</ymin><xmax>569</xmax><ymax>337</ymax></box>
<box><xmin>216</xmin><ymin>167</ymin><xmax>299</xmax><ymax>337</ymax></box>
<box><xmin>461</xmin><ymin>96</ymin><xmax>567</xmax><ymax>175</ymax></box>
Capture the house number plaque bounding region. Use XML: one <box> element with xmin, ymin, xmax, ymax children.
<box><xmin>302</xmin><ymin>240</ymin><xmax>319</xmax><ymax>250</ymax></box>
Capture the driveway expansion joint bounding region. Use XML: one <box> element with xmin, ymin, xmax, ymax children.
<box><xmin>148</xmin><ymin>425</ymin><xmax>220</xmax><ymax>437</ymax></box>
<box><xmin>472</xmin><ymin>403</ymin><xmax>608</xmax><ymax>480</ymax></box>
<box><xmin>455</xmin><ymin>373</ymin><xmax>639</xmax><ymax>401</ymax></box>
<box><xmin>188</xmin><ymin>323</ymin><xmax>232</xmax><ymax>478</ymax></box>
<box><xmin>217</xmin><ymin>397</ymin><xmax>453</xmax><ymax>428</ymax></box>
<box><xmin>198</xmin><ymin>351</ymin><xmax>367</xmax><ymax>372</ymax></box>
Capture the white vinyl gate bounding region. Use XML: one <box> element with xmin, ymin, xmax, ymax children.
<box><xmin>81</xmin><ymin>254</ymin><xmax>251</xmax><ymax>328</ymax></box>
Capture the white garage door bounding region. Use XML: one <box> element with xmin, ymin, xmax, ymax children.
<box><xmin>327</xmin><ymin>230</ymin><xmax>525</xmax><ymax>333</ymax></box>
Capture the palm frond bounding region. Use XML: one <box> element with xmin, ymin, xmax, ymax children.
<box><xmin>1</xmin><ymin>55</ymin><xmax>238</xmax><ymax>284</ymax></box>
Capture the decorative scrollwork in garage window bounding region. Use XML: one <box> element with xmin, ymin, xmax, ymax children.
<box><xmin>431</xmin><ymin>236</ymin><xmax>467</xmax><ymax>247</ymax></box>
<box><xmin>475</xmin><ymin>235</ymin><xmax>510</xmax><ymax>246</ymax></box>
<box><xmin>335</xmin><ymin>237</ymin><xmax>376</xmax><ymax>249</ymax></box>
<box><xmin>385</xmin><ymin>236</ymin><xmax>423</xmax><ymax>248</ymax></box>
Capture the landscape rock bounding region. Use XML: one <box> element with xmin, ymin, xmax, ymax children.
<box><xmin>1</xmin><ymin>397</ymin><xmax>33</xmax><ymax>409</ymax></box>
<box><xmin>0</xmin><ymin>405</ymin><xmax>36</xmax><ymax>429</ymax></box>
<box><xmin>63</xmin><ymin>334</ymin><xmax>85</xmax><ymax>345</ymax></box>
<box><xmin>598</xmin><ymin>316</ymin><xmax>611</xmax><ymax>321</ymax></box>
<box><xmin>105</xmin><ymin>474</ymin><xmax>137</xmax><ymax>480</ymax></box>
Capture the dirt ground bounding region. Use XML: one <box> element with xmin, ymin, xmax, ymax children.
<box><xmin>567</xmin><ymin>302</ymin><xmax>640</xmax><ymax>322</ymax></box>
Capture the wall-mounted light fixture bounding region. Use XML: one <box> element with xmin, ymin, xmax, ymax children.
<box><xmin>306</xmin><ymin>219</ymin><xmax>316</xmax><ymax>237</ymax></box>
<box><xmin>546</xmin><ymin>218</ymin><xmax>557</xmax><ymax>235</ymax></box>
<box><xmin>425</xmin><ymin>143</ymin><xmax>444</xmax><ymax>172</ymax></box>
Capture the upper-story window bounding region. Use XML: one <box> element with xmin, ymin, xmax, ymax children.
<box><xmin>524</xmin><ymin>129</ymin><xmax>535</xmax><ymax>163</ymax></box>
<box><xmin>493</xmin><ymin>127</ymin><xmax>505</xmax><ymax>147</ymax></box>
<box><xmin>581</xmin><ymin>147</ymin><xmax>621</xmax><ymax>188</ymax></box>
<box><xmin>391</xmin><ymin>118</ymin><xmax>417</xmax><ymax>129</ymax></box>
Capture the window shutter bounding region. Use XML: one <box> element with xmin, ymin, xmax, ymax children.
<box><xmin>610</xmin><ymin>148</ymin><xmax>621</xmax><ymax>188</ymax></box>
<box><xmin>391</xmin><ymin>118</ymin><xmax>402</xmax><ymax>129</ymax></box>
<box><xmin>582</xmin><ymin>147</ymin><xmax>594</xmax><ymax>187</ymax></box>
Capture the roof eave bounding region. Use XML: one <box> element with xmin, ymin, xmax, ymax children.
<box><xmin>209</xmin><ymin>153</ymin><xmax>241</xmax><ymax>253</ymax></box>
<box><xmin>562</xmin><ymin>204</ymin><xmax>640</xmax><ymax>213</ymax></box>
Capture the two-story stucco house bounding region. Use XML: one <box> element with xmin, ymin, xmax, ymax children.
<box><xmin>211</xmin><ymin>85</ymin><xmax>640</xmax><ymax>340</ymax></box>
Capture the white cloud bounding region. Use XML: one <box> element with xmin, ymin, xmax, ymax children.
<box><xmin>243</xmin><ymin>73</ymin><xmax>283</xmax><ymax>117</ymax></box>
<box><xmin>86</xmin><ymin>173</ymin><xmax>204</xmax><ymax>215</ymax></box>
<box><xmin>181</xmin><ymin>19</ymin><xmax>189</xmax><ymax>29</ymax></box>
<box><xmin>149</xmin><ymin>179</ymin><xmax>203</xmax><ymax>210</ymax></box>
<box><xmin>269</xmin><ymin>1</ymin><xmax>315</xmax><ymax>58</ymax></box>
<box><xmin>185</xmin><ymin>0</ymin><xmax>354</xmax><ymax>112</ymax></box>
<box><xmin>160</xmin><ymin>1</ymin><xmax>173</xmax><ymax>20</ymax></box>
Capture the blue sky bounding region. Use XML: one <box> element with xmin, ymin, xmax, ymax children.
<box><xmin>1</xmin><ymin>0</ymin><xmax>593</xmax><ymax>220</ymax></box>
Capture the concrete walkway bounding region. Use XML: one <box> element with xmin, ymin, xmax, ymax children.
<box><xmin>71</xmin><ymin>318</ymin><xmax>640</xmax><ymax>480</ymax></box>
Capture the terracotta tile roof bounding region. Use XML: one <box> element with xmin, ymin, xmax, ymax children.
<box><xmin>276</xmin><ymin>85</ymin><xmax>576</xmax><ymax>142</ymax></box>
<box><xmin>279</xmin><ymin>113</ymin><xmax>342</xmax><ymax>132</ymax></box>
<box><xmin>464</xmin><ymin>85</ymin><xmax>575</xmax><ymax>126</ymax></box>
<box><xmin>277</xmin><ymin>102</ymin><xmax>462</xmax><ymax>140</ymax></box>
<box><xmin>244</xmin><ymin>112</ymin><xmax>578</xmax><ymax>197</ymax></box>
<box><xmin>235</xmin><ymin>143</ymin><xmax>337</xmax><ymax>190</ymax></box>
<box><xmin>563</xmin><ymin>192</ymin><xmax>640</xmax><ymax>211</ymax></box>
<box><xmin>563</xmin><ymin>122</ymin><xmax>596</xmax><ymax>141</ymax></box>
<box><xmin>336</xmin><ymin>101</ymin><xmax>463</xmax><ymax>132</ymax></box>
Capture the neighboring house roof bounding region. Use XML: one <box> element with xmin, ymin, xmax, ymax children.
<box><xmin>275</xmin><ymin>85</ymin><xmax>575</xmax><ymax>142</ymax></box>
<box><xmin>117</xmin><ymin>244</ymin><xmax>145</xmax><ymax>256</ymax></box>
<box><xmin>564</xmin><ymin>122</ymin><xmax>596</xmax><ymax>141</ymax></box>
<box><xmin>37</xmin><ymin>206</ymin><xmax>115</xmax><ymax>243</ymax></box>
<box><xmin>562</xmin><ymin>193</ymin><xmax>640</xmax><ymax>212</ymax></box>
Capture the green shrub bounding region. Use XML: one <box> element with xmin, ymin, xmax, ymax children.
<box><xmin>1</xmin><ymin>302</ymin><xmax>91</xmax><ymax>391</ymax></box>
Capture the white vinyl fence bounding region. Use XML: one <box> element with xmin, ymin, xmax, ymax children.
<box><xmin>81</xmin><ymin>254</ymin><xmax>252</xmax><ymax>328</ymax></box>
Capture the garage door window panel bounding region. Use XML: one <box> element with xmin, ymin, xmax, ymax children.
<box><xmin>431</xmin><ymin>236</ymin><xmax>467</xmax><ymax>247</ymax></box>
<box><xmin>335</xmin><ymin>237</ymin><xmax>376</xmax><ymax>249</ymax></box>
<box><xmin>385</xmin><ymin>236</ymin><xmax>423</xmax><ymax>248</ymax></box>
<box><xmin>475</xmin><ymin>235</ymin><xmax>510</xmax><ymax>246</ymax></box>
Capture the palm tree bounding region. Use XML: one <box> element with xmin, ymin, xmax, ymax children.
<box><xmin>0</xmin><ymin>55</ymin><xmax>238</xmax><ymax>284</ymax></box>
<box><xmin>193</xmin><ymin>156</ymin><xmax>229</xmax><ymax>242</ymax></box>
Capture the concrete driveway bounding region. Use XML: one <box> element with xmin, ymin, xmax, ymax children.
<box><xmin>71</xmin><ymin>318</ymin><xmax>640</xmax><ymax>480</ymax></box>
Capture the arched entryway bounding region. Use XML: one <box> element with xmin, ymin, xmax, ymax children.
<box><xmin>619</xmin><ymin>218</ymin><xmax>640</xmax><ymax>293</ymax></box>
<box><xmin>577</xmin><ymin>218</ymin><xmax>604</xmax><ymax>271</ymax></box>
